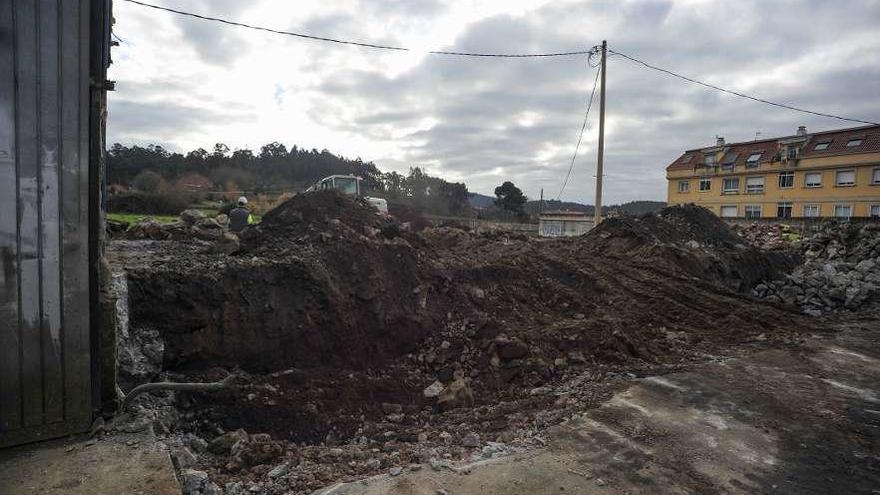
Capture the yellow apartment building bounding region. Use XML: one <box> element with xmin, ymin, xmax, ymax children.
<box><xmin>666</xmin><ymin>124</ymin><xmax>880</xmax><ymax>219</ymax></box>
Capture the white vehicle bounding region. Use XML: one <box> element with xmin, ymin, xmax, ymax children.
<box><xmin>307</xmin><ymin>175</ymin><xmax>389</xmax><ymax>214</ymax></box>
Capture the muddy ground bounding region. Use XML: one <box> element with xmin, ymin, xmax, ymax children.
<box><xmin>106</xmin><ymin>193</ymin><xmax>877</xmax><ymax>494</ymax></box>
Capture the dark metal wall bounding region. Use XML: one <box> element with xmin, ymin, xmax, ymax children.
<box><xmin>0</xmin><ymin>0</ymin><xmax>106</xmax><ymax>448</ymax></box>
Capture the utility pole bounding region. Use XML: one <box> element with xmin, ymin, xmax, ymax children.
<box><xmin>594</xmin><ymin>40</ymin><xmax>607</xmax><ymax>228</ymax></box>
<box><xmin>539</xmin><ymin>188</ymin><xmax>544</xmax><ymax>214</ymax></box>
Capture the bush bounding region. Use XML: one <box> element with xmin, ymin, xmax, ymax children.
<box><xmin>107</xmin><ymin>191</ymin><xmax>193</xmax><ymax>215</ymax></box>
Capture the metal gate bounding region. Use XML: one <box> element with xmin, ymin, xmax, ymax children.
<box><xmin>0</xmin><ymin>0</ymin><xmax>104</xmax><ymax>448</ymax></box>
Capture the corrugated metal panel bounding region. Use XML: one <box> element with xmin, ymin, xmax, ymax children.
<box><xmin>0</xmin><ymin>0</ymin><xmax>95</xmax><ymax>448</ymax></box>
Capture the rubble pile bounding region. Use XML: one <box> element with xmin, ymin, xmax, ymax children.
<box><xmin>733</xmin><ymin>222</ymin><xmax>802</xmax><ymax>250</ymax></box>
<box><xmin>753</xmin><ymin>222</ymin><xmax>880</xmax><ymax>314</ymax></box>
<box><xmin>112</xmin><ymin>198</ymin><xmax>817</xmax><ymax>494</ymax></box>
<box><xmin>123</xmin><ymin>209</ymin><xmax>235</xmax><ymax>246</ymax></box>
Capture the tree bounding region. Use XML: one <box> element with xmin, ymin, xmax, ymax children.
<box><xmin>131</xmin><ymin>170</ymin><xmax>162</xmax><ymax>193</ymax></box>
<box><xmin>494</xmin><ymin>181</ymin><xmax>527</xmax><ymax>215</ymax></box>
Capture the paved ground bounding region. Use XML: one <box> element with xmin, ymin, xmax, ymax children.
<box><xmin>0</xmin><ymin>428</ymin><xmax>179</xmax><ymax>495</ymax></box>
<box><xmin>316</xmin><ymin>317</ymin><xmax>880</xmax><ymax>495</ymax></box>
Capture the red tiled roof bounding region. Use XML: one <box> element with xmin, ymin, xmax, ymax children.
<box><xmin>666</xmin><ymin>124</ymin><xmax>880</xmax><ymax>172</ymax></box>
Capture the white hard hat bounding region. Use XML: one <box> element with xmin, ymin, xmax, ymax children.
<box><xmin>238</xmin><ymin>196</ymin><xmax>248</xmax><ymax>205</ymax></box>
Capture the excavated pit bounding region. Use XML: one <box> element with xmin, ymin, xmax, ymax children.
<box><xmin>110</xmin><ymin>195</ymin><xmax>821</xmax><ymax>492</ymax></box>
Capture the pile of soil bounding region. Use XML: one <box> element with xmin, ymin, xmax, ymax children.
<box><xmin>116</xmin><ymin>198</ymin><xmax>817</xmax><ymax>494</ymax></box>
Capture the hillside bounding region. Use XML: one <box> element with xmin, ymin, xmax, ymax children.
<box><xmin>469</xmin><ymin>193</ymin><xmax>665</xmax><ymax>216</ymax></box>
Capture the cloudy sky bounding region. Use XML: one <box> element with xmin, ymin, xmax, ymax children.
<box><xmin>108</xmin><ymin>0</ymin><xmax>880</xmax><ymax>204</ymax></box>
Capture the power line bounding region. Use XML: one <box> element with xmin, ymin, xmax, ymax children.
<box><xmin>558</xmin><ymin>59</ymin><xmax>601</xmax><ymax>200</ymax></box>
<box><xmin>608</xmin><ymin>48</ymin><xmax>880</xmax><ymax>126</ymax></box>
<box><xmin>120</xmin><ymin>0</ymin><xmax>594</xmax><ymax>58</ymax></box>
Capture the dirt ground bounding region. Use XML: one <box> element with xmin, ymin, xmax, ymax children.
<box><xmin>103</xmin><ymin>193</ymin><xmax>879</xmax><ymax>494</ymax></box>
<box><xmin>319</xmin><ymin>309</ymin><xmax>880</xmax><ymax>494</ymax></box>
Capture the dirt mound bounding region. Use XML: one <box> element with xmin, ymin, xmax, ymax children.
<box><xmin>127</xmin><ymin>191</ymin><xmax>442</xmax><ymax>372</ymax></box>
<box><xmin>242</xmin><ymin>190</ymin><xmax>392</xmax><ymax>247</ymax></box>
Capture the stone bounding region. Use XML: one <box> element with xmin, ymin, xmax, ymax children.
<box><xmin>185</xmin><ymin>433</ymin><xmax>209</xmax><ymax>453</ymax></box>
<box><xmin>172</xmin><ymin>447</ymin><xmax>198</xmax><ymax>469</ymax></box>
<box><xmin>436</xmin><ymin>378</ymin><xmax>475</xmax><ymax>411</ymax></box>
<box><xmin>215</xmin><ymin>232</ymin><xmax>240</xmax><ymax>254</ymax></box>
<box><xmin>497</xmin><ymin>338</ymin><xmax>529</xmax><ymax>360</ymax></box>
<box><xmin>209</xmin><ymin>429</ymin><xmax>249</xmax><ymax>454</ymax></box>
<box><xmin>366</xmin><ymin>458</ymin><xmax>381</xmax><ymax>470</ymax></box>
<box><xmin>462</xmin><ymin>433</ymin><xmax>481</xmax><ymax>448</ymax></box>
<box><xmin>204</xmin><ymin>482</ymin><xmax>222</xmax><ymax>495</ymax></box>
<box><xmin>856</xmin><ymin>259</ymin><xmax>876</xmax><ymax>273</ymax></box>
<box><xmin>389</xmin><ymin>466</ymin><xmax>403</xmax><ymax>476</ymax></box>
<box><xmin>423</xmin><ymin>381</ymin><xmax>445</xmax><ymax>398</ymax></box>
<box><xmin>180</xmin><ymin>209</ymin><xmax>206</xmax><ymax>226</ymax></box>
<box><xmin>180</xmin><ymin>469</ymin><xmax>209</xmax><ymax>495</ymax></box>
<box><xmin>268</xmin><ymin>462</ymin><xmax>289</xmax><ymax>479</ymax></box>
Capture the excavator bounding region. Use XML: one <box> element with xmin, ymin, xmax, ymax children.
<box><xmin>307</xmin><ymin>175</ymin><xmax>389</xmax><ymax>214</ymax></box>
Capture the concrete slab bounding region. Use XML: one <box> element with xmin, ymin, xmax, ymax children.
<box><xmin>0</xmin><ymin>429</ymin><xmax>179</xmax><ymax>495</ymax></box>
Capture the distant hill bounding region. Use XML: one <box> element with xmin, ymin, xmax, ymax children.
<box><xmin>469</xmin><ymin>193</ymin><xmax>664</xmax><ymax>216</ymax></box>
<box><xmin>467</xmin><ymin>193</ymin><xmax>496</xmax><ymax>209</ymax></box>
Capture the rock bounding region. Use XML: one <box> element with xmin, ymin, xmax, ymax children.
<box><xmin>366</xmin><ymin>458</ymin><xmax>381</xmax><ymax>470</ymax></box>
<box><xmin>498</xmin><ymin>339</ymin><xmax>529</xmax><ymax>360</ymax></box>
<box><xmin>423</xmin><ymin>380</ymin><xmax>445</xmax><ymax>398</ymax></box>
<box><xmin>685</xmin><ymin>240</ymin><xmax>700</xmax><ymax>249</ymax></box>
<box><xmin>228</xmin><ymin>433</ymin><xmax>284</xmax><ymax>470</ymax></box>
<box><xmin>436</xmin><ymin>378</ymin><xmax>475</xmax><ymax>411</ymax></box>
<box><xmin>172</xmin><ymin>447</ymin><xmax>198</xmax><ymax>469</ymax></box>
<box><xmin>204</xmin><ymin>482</ymin><xmax>222</xmax><ymax>495</ymax></box>
<box><xmin>856</xmin><ymin>259</ymin><xmax>876</xmax><ymax>273</ymax></box>
<box><xmin>180</xmin><ymin>209</ymin><xmax>207</xmax><ymax>226</ymax></box>
<box><xmin>462</xmin><ymin>433</ymin><xmax>480</xmax><ymax>448</ymax></box>
<box><xmin>180</xmin><ymin>469</ymin><xmax>209</xmax><ymax>495</ymax></box>
<box><xmin>389</xmin><ymin>466</ymin><xmax>403</xmax><ymax>476</ymax></box>
<box><xmin>267</xmin><ymin>462</ymin><xmax>289</xmax><ymax>479</ymax></box>
<box><xmin>381</xmin><ymin>402</ymin><xmax>403</xmax><ymax>414</ymax></box>
<box><xmin>185</xmin><ymin>433</ymin><xmax>209</xmax><ymax>453</ymax></box>
<box><xmin>208</xmin><ymin>429</ymin><xmax>249</xmax><ymax>454</ymax></box>
<box><xmin>215</xmin><ymin>232</ymin><xmax>240</xmax><ymax>254</ymax></box>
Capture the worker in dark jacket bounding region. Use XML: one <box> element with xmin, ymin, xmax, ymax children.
<box><xmin>229</xmin><ymin>196</ymin><xmax>254</xmax><ymax>233</ymax></box>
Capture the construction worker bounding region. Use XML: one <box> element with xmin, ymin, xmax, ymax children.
<box><xmin>229</xmin><ymin>196</ymin><xmax>254</xmax><ymax>233</ymax></box>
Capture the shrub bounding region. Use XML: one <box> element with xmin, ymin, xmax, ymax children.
<box><xmin>107</xmin><ymin>191</ymin><xmax>193</xmax><ymax>215</ymax></box>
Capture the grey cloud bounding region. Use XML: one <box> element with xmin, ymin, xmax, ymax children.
<box><xmin>110</xmin><ymin>0</ymin><xmax>880</xmax><ymax>204</ymax></box>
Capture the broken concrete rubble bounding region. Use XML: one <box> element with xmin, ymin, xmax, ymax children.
<box><xmin>753</xmin><ymin>222</ymin><xmax>880</xmax><ymax>313</ymax></box>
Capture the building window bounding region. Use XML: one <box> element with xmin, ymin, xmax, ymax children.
<box><xmin>745</xmin><ymin>153</ymin><xmax>762</xmax><ymax>168</ymax></box>
<box><xmin>805</xmin><ymin>172</ymin><xmax>822</xmax><ymax>188</ymax></box>
<box><xmin>813</xmin><ymin>141</ymin><xmax>831</xmax><ymax>151</ymax></box>
<box><xmin>678</xmin><ymin>180</ymin><xmax>689</xmax><ymax>193</ymax></box>
<box><xmin>744</xmin><ymin>205</ymin><xmax>762</xmax><ymax>219</ymax></box>
<box><xmin>699</xmin><ymin>177</ymin><xmax>711</xmax><ymax>191</ymax></box>
<box><xmin>721</xmin><ymin>152</ymin><xmax>738</xmax><ymax>171</ymax></box>
<box><xmin>786</xmin><ymin>146</ymin><xmax>799</xmax><ymax>160</ymax></box>
<box><xmin>745</xmin><ymin>176</ymin><xmax>765</xmax><ymax>193</ymax></box>
<box><xmin>720</xmin><ymin>206</ymin><xmax>738</xmax><ymax>218</ymax></box>
<box><xmin>835</xmin><ymin>170</ymin><xmax>856</xmax><ymax>186</ymax></box>
<box><xmin>834</xmin><ymin>205</ymin><xmax>853</xmax><ymax>218</ymax></box>
<box><xmin>847</xmin><ymin>138</ymin><xmax>863</xmax><ymax>147</ymax></box>
<box><xmin>873</xmin><ymin>168</ymin><xmax>880</xmax><ymax>185</ymax></box>
<box><xmin>722</xmin><ymin>177</ymin><xmax>740</xmax><ymax>194</ymax></box>
<box><xmin>778</xmin><ymin>172</ymin><xmax>794</xmax><ymax>189</ymax></box>
<box><xmin>777</xmin><ymin>202</ymin><xmax>793</xmax><ymax>218</ymax></box>
<box><xmin>704</xmin><ymin>154</ymin><xmax>717</xmax><ymax>166</ymax></box>
<box><xmin>871</xmin><ymin>205</ymin><xmax>880</xmax><ymax>218</ymax></box>
<box><xmin>803</xmin><ymin>204</ymin><xmax>820</xmax><ymax>218</ymax></box>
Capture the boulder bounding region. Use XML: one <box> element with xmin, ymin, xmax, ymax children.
<box><xmin>436</xmin><ymin>378</ymin><xmax>474</xmax><ymax>411</ymax></box>
<box><xmin>180</xmin><ymin>209</ymin><xmax>207</xmax><ymax>226</ymax></box>
<box><xmin>208</xmin><ymin>429</ymin><xmax>249</xmax><ymax>454</ymax></box>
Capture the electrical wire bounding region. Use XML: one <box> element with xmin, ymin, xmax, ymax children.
<box><xmin>120</xmin><ymin>0</ymin><xmax>594</xmax><ymax>58</ymax></box>
<box><xmin>558</xmin><ymin>58</ymin><xmax>601</xmax><ymax>200</ymax></box>
<box><xmin>609</xmin><ymin>48</ymin><xmax>880</xmax><ymax>126</ymax></box>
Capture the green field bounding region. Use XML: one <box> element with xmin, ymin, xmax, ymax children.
<box><xmin>107</xmin><ymin>213</ymin><xmax>178</xmax><ymax>225</ymax></box>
